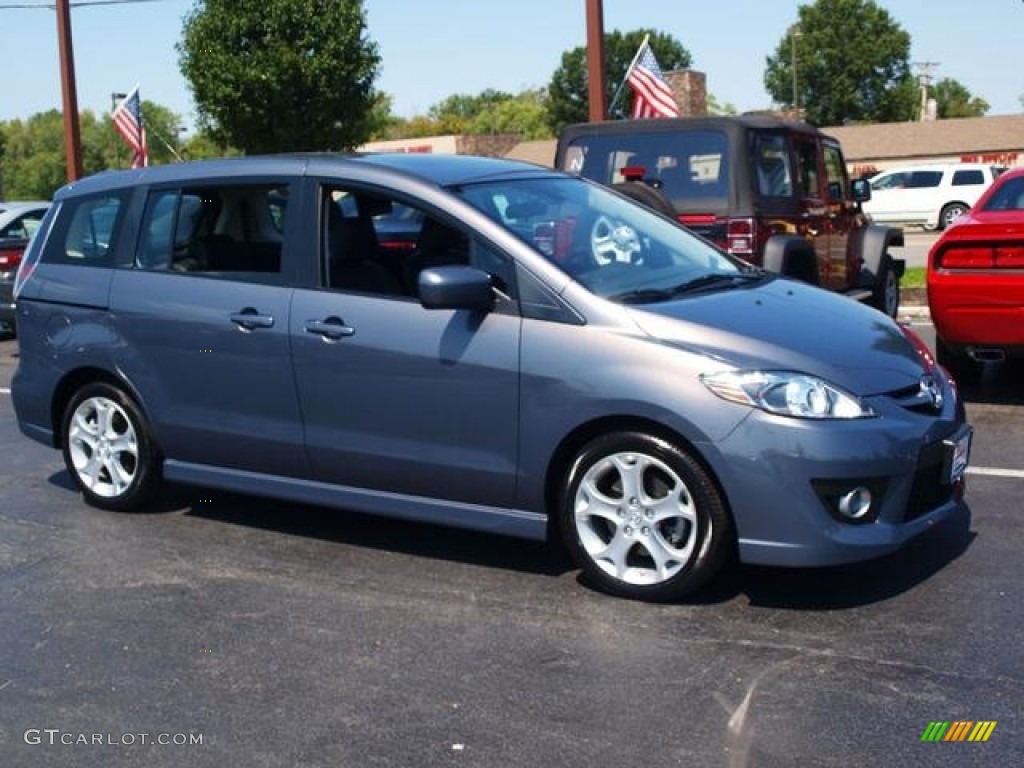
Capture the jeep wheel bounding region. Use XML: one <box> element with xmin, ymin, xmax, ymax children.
<box><xmin>870</xmin><ymin>256</ymin><xmax>900</xmax><ymax>318</ymax></box>
<box><xmin>559</xmin><ymin>432</ymin><xmax>734</xmax><ymax>602</ymax></box>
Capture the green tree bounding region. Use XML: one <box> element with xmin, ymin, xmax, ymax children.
<box><xmin>428</xmin><ymin>89</ymin><xmax>515</xmax><ymax>134</ymax></box>
<box><xmin>706</xmin><ymin>94</ymin><xmax>738</xmax><ymax>116</ymax></box>
<box><xmin>547</xmin><ymin>29</ymin><xmax>692</xmax><ymax>131</ymax></box>
<box><xmin>468</xmin><ymin>90</ymin><xmax>553</xmax><ymax>139</ymax></box>
<box><xmin>930</xmin><ymin>78</ymin><xmax>989</xmax><ymax>119</ymax></box>
<box><xmin>370</xmin><ymin>89</ymin><xmax>554</xmax><ymax>141</ymax></box>
<box><xmin>367</xmin><ymin>92</ymin><xmax>406</xmax><ymax>141</ymax></box>
<box><xmin>0</xmin><ymin>112</ymin><xmax>67</xmax><ymax>199</ymax></box>
<box><xmin>0</xmin><ymin>102</ymin><xmax>187</xmax><ymax>199</ymax></box>
<box><xmin>178</xmin><ymin>0</ymin><xmax>380</xmax><ymax>153</ymax></box>
<box><xmin>764</xmin><ymin>0</ymin><xmax>916</xmax><ymax>125</ymax></box>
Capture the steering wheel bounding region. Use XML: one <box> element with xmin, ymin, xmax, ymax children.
<box><xmin>591</xmin><ymin>215</ymin><xmax>642</xmax><ymax>265</ymax></box>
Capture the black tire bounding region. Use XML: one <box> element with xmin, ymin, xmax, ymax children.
<box><xmin>939</xmin><ymin>202</ymin><xmax>969</xmax><ymax>230</ymax></box>
<box><xmin>61</xmin><ymin>382</ymin><xmax>162</xmax><ymax>511</ymax></box>
<box><xmin>559</xmin><ymin>431</ymin><xmax>734</xmax><ymax>602</ymax></box>
<box><xmin>936</xmin><ymin>339</ymin><xmax>983</xmax><ymax>387</ymax></box>
<box><xmin>869</xmin><ymin>255</ymin><xmax>900</xmax><ymax>318</ymax></box>
<box><xmin>611</xmin><ymin>182</ymin><xmax>677</xmax><ymax>218</ymax></box>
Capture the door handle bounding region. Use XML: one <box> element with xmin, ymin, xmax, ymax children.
<box><xmin>230</xmin><ymin>307</ymin><xmax>275</xmax><ymax>331</ymax></box>
<box><xmin>304</xmin><ymin>316</ymin><xmax>355</xmax><ymax>340</ymax></box>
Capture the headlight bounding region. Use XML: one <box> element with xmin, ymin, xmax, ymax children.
<box><xmin>700</xmin><ymin>371</ymin><xmax>876</xmax><ymax>420</ymax></box>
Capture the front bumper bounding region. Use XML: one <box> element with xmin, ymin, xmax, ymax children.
<box><xmin>704</xmin><ymin>372</ymin><xmax>970</xmax><ymax>567</ymax></box>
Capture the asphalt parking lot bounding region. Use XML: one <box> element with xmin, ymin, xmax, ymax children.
<box><xmin>0</xmin><ymin>325</ymin><xmax>1020</xmax><ymax>768</ymax></box>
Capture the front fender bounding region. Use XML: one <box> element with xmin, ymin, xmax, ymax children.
<box><xmin>858</xmin><ymin>224</ymin><xmax>906</xmax><ymax>286</ymax></box>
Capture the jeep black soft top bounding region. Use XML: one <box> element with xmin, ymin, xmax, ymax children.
<box><xmin>555</xmin><ymin>114</ymin><xmax>906</xmax><ymax>317</ymax></box>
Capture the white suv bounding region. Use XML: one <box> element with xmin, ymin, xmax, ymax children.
<box><xmin>862</xmin><ymin>163</ymin><xmax>1002</xmax><ymax>231</ymax></box>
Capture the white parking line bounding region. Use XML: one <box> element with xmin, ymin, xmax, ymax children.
<box><xmin>967</xmin><ymin>466</ymin><xmax>1024</xmax><ymax>479</ymax></box>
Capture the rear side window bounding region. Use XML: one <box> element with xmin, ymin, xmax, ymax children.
<box><xmin>136</xmin><ymin>184</ymin><xmax>289</xmax><ymax>278</ymax></box>
<box><xmin>909</xmin><ymin>171</ymin><xmax>942</xmax><ymax>188</ymax></box>
<box><xmin>951</xmin><ymin>169</ymin><xmax>984</xmax><ymax>186</ymax></box>
<box><xmin>42</xmin><ymin>194</ymin><xmax>126</xmax><ymax>266</ymax></box>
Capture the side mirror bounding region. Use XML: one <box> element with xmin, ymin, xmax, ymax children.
<box><xmin>418</xmin><ymin>265</ymin><xmax>495</xmax><ymax>312</ymax></box>
<box><xmin>851</xmin><ymin>177</ymin><xmax>872</xmax><ymax>203</ymax></box>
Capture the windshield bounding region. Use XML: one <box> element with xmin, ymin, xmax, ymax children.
<box><xmin>454</xmin><ymin>176</ymin><xmax>746</xmax><ymax>301</ymax></box>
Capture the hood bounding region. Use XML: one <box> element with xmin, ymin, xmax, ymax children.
<box><xmin>627</xmin><ymin>277</ymin><xmax>925</xmax><ymax>396</ymax></box>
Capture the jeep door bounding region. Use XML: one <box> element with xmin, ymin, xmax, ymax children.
<box><xmin>108</xmin><ymin>180</ymin><xmax>310</xmax><ymax>478</ymax></box>
<box><xmin>820</xmin><ymin>140</ymin><xmax>858</xmax><ymax>291</ymax></box>
<box><xmin>792</xmin><ymin>135</ymin><xmax>830</xmax><ymax>278</ymax></box>
<box><xmin>289</xmin><ymin>183</ymin><xmax>520</xmax><ymax>507</ymax></box>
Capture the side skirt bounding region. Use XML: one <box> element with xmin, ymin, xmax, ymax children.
<box><xmin>163</xmin><ymin>460</ymin><xmax>549</xmax><ymax>541</ymax></box>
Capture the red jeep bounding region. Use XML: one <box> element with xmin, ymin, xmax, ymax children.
<box><xmin>555</xmin><ymin>115</ymin><xmax>905</xmax><ymax>316</ymax></box>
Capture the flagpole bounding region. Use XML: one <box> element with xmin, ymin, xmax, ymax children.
<box><xmin>608</xmin><ymin>33</ymin><xmax>650</xmax><ymax>119</ymax></box>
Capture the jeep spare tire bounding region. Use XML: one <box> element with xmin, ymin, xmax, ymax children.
<box><xmin>611</xmin><ymin>182</ymin><xmax>677</xmax><ymax>218</ymax></box>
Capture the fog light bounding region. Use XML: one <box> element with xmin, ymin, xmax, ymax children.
<box><xmin>837</xmin><ymin>487</ymin><xmax>872</xmax><ymax>520</ymax></box>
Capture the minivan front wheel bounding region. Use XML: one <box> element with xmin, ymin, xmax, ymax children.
<box><xmin>61</xmin><ymin>382</ymin><xmax>162</xmax><ymax>511</ymax></box>
<box><xmin>560</xmin><ymin>432</ymin><xmax>733</xmax><ymax>601</ymax></box>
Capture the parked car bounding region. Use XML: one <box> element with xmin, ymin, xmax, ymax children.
<box><xmin>555</xmin><ymin>115</ymin><xmax>906</xmax><ymax>317</ymax></box>
<box><xmin>12</xmin><ymin>154</ymin><xmax>970</xmax><ymax>602</ymax></box>
<box><xmin>862</xmin><ymin>163</ymin><xmax>1002</xmax><ymax>231</ymax></box>
<box><xmin>0</xmin><ymin>200</ymin><xmax>50</xmax><ymax>334</ymax></box>
<box><xmin>927</xmin><ymin>166</ymin><xmax>1024</xmax><ymax>383</ymax></box>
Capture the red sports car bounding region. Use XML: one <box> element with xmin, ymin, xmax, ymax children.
<box><xmin>927</xmin><ymin>167</ymin><xmax>1024</xmax><ymax>383</ymax></box>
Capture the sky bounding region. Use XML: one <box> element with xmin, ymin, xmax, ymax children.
<box><xmin>1</xmin><ymin>0</ymin><xmax>1022</xmax><ymax>134</ymax></box>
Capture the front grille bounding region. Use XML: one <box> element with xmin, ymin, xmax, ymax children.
<box><xmin>885</xmin><ymin>381</ymin><xmax>944</xmax><ymax>415</ymax></box>
<box><xmin>905</xmin><ymin>440</ymin><xmax>955</xmax><ymax>521</ymax></box>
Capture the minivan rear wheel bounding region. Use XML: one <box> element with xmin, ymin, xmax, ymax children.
<box><xmin>559</xmin><ymin>432</ymin><xmax>733</xmax><ymax>602</ymax></box>
<box><xmin>61</xmin><ymin>382</ymin><xmax>162</xmax><ymax>511</ymax></box>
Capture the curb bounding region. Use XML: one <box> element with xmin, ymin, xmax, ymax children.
<box><xmin>898</xmin><ymin>304</ymin><xmax>931</xmax><ymax>322</ymax></box>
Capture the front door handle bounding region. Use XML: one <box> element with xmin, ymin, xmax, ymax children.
<box><xmin>230</xmin><ymin>307</ymin><xmax>275</xmax><ymax>331</ymax></box>
<box><xmin>305</xmin><ymin>316</ymin><xmax>355</xmax><ymax>340</ymax></box>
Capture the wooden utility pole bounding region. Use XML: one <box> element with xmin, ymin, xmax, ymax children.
<box><xmin>585</xmin><ymin>0</ymin><xmax>606</xmax><ymax>121</ymax></box>
<box><xmin>56</xmin><ymin>0</ymin><xmax>83</xmax><ymax>182</ymax></box>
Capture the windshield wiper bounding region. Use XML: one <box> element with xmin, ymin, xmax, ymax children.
<box><xmin>670</xmin><ymin>271</ymin><xmax>765</xmax><ymax>296</ymax></box>
<box><xmin>608</xmin><ymin>288</ymin><xmax>675</xmax><ymax>304</ymax></box>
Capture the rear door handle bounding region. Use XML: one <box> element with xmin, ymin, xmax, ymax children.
<box><xmin>230</xmin><ymin>307</ymin><xmax>275</xmax><ymax>331</ymax></box>
<box><xmin>305</xmin><ymin>316</ymin><xmax>355</xmax><ymax>340</ymax></box>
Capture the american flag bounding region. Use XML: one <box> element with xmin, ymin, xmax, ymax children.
<box><xmin>627</xmin><ymin>40</ymin><xmax>681</xmax><ymax>119</ymax></box>
<box><xmin>111</xmin><ymin>86</ymin><xmax>149</xmax><ymax>168</ymax></box>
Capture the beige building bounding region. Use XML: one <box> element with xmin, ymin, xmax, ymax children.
<box><xmin>823</xmin><ymin>115</ymin><xmax>1024</xmax><ymax>177</ymax></box>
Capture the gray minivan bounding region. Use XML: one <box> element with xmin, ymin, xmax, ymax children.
<box><xmin>11</xmin><ymin>154</ymin><xmax>971</xmax><ymax>601</ymax></box>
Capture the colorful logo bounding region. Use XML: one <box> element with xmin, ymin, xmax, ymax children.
<box><xmin>921</xmin><ymin>721</ymin><xmax>997</xmax><ymax>742</ymax></box>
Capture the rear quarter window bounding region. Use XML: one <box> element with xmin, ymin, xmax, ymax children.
<box><xmin>42</xmin><ymin>193</ymin><xmax>127</xmax><ymax>267</ymax></box>
<box><xmin>951</xmin><ymin>169</ymin><xmax>985</xmax><ymax>186</ymax></box>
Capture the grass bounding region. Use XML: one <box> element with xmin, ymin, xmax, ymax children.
<box><xmin>903</xmin><ymin>266</ymin><xmax>926</xmax><ymax>289</ymax></box>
